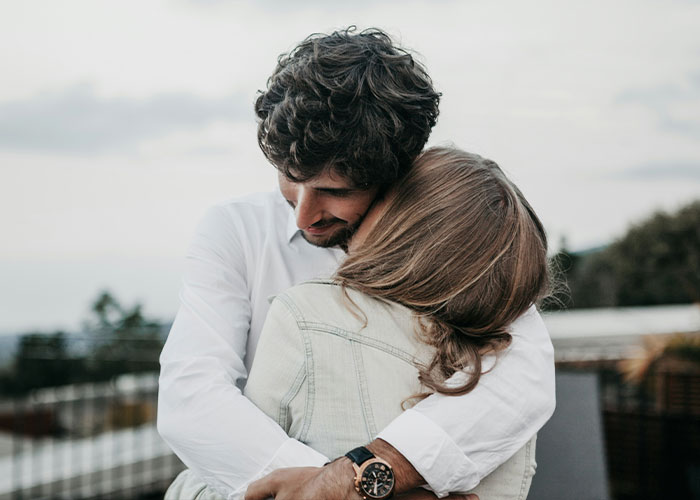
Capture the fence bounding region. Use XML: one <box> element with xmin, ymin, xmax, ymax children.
<box><xmin>599</xmin><ymin>368</ymin><xmax>700</xmax><ymax>500</ymax></box>
<box><xmin>0</xmin><ymin>373</ymin><xmax>184</xmax><ymax>500</ymax></box>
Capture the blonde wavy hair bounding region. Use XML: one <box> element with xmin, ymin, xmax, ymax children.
<box><xmin>335</xmin><ymin>146</ymin><xmax>550</xmax><ymax>395</ymax></box>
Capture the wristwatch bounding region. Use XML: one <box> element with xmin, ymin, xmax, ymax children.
<box><xmin>345</xmin><ymin>446</ymin><xmax>395</xmax><ymax>499</ymax></box>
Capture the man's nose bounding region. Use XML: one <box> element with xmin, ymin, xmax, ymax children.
<box><xmin>294</xmin><ymin>189</ymin><xmax>322</xmax><ymax>229</ymax></box>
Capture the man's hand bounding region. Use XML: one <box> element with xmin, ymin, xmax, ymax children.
<box><xmin>244</xmin><ymin>460</ymin><xmax>478</xmax><ymax>500</ymax></box>
<box><xmin>245</xmin><ymin>461</ymin><xmax>355</xmax><ymax>500</ymax></box>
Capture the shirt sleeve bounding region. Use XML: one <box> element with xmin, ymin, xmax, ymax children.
<box><xmin>157</xmin><ymin>205</ymin><xmax>328</xmax><ymax>499</ymax></box>
<box><xmin>376</xmin><ymin>305</ymin><xmax>556</xmax><ymax>497</ymax></box>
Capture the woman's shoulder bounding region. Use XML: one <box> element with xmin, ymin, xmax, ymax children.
<box><xmin>273</xmin><ymin>279</ymin><xmax>369</xmax><ymax>319</ymax></box>
<box><xmin>276</xmin><ymin>279</ymin><xmax>391</xmax><ymax>309</ymax></box>
<box><xmin>273</xmin><ymin>280</ymin><xmax>415</xmax><ymax>333</ymax></box>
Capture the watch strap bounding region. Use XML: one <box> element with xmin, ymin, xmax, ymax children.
<box><xmin>345</xmin><ymin>446</ymin><xmax>375</xmax><ymax>466</ymax></box>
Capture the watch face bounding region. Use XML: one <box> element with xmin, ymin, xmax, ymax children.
<box><xmin>360</xmin><ymin>461</ymin><xmax>395</xmax><ymax>499</ymax></box>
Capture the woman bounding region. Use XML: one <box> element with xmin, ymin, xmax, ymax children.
<box><xmin>168</xmin><ymin>146</ymin><xmax>550</xmax><ymax>500</ymax></box>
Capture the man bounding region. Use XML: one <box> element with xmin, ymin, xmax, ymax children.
<box><xmin>158</xmin><ymin>27</ymin><xmax>555</xmax><ymax>500</ymax></box>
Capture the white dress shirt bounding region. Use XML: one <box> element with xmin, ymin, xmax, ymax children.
<box><xmin>157</xmin><ymin>190</ymin><xmax>556</xmax><ymax>499</ymax></box>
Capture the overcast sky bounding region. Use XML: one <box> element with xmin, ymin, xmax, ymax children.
<box><xmin>1</xmin><ymin>0</ymin><xmax>699</xmax><ymax>333</ymax></box>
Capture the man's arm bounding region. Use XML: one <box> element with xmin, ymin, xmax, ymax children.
<box><xmin>375</xmin><ymin>305</ymin><xmax>555</xmax><ymax>495</ymax></box>
<box><xmin>157</xmin><ymin>205</ymin><xmax>329</xmax><ymax>497</ymax></box>
<box><xmin>245</xmin><ymin>459</ymin><xmax>478</xmax><ymax>500</ymax></box>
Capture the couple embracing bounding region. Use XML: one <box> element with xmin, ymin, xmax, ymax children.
<box><xmin>158</xmin><ymin>27</ymin><xmax>555</xmax><ymax>500</ymax></box>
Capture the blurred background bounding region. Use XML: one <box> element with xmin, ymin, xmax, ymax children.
<box><xmin>0</xmin><ymin>1</ymin><xmax>698</xmax><ymax>499</ymax></box>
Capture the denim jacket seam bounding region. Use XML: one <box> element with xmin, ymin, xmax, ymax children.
<box><xmin>516</xmin><ymin>436</ymin><xmax>534</xmax><ymax>500</ymax></box>
<box><xmin>278</xmin><ymin>363</ymin><xmax>307</xmax><ymax>431</ymax></box>
<box><xmin>276</xmin><ymin>286</ymin><xmax>417</xmax><ymax>364</ymax></box>
<box><xmin>276</xmin><ymin>293</ymin><xmax>315</xmax><ymax>442</ymax></box>
<box><xmin>350</xmin><ymin>341</ymin><xmax>378</xmax><ymax>439</ymax></box>
<box><xmin>300</xmin><ymin>322</ymin><xmax>419</xmax><ymax>366</ymax></box>
<box><xmin>275</xmin><ymin>291</ymin><xmax>417</xmax><ymax>445</ymax></box>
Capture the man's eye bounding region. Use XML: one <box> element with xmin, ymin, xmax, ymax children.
<box><xmin>326</xmin><ymin>190</ymin><xmax>353</xmax><ymax>198</ymax></box>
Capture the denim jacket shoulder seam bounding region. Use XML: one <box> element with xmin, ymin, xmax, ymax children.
<box><xmin>350</xmin><ymin>341</ymin><xmax>378</xmax><ymax>439</ymax></box>
<box><xmin>273</xmin><ymin>293</ymin><xmax>415</xmax><ymax>364</ymax></box>
<box><xmin>302</xmin><ymin>322</ymin><xmax>418</xmax><ymax>365</ymax></box>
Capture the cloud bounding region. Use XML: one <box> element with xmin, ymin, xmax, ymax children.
<box><xmin>616</xmin><ymin>71</ymin><xmax>700</xmax><ymax>137</ymax></box>
<box><xmin>612</xmin><ymin>161</ymin><xmax>700</xmax><ymax>181</ymax></box>
<box><xmin>0</xmin><ymin>84</ymin><xmax>252</xmax><ymax>154</ymax></box>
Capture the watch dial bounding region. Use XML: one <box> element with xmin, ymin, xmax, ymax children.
<box><xmin>360</xmin><ymin>462</ymin><xmax>395</xmax><ymax>498</ymax></box>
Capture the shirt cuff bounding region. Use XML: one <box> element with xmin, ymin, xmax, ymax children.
<box><xmin>376</xmin><ymin>409</ymin><xmax>479</xmax><ymax>497</ymax></box>
<box><xmin>228</xmin><ymin>438</ymin><xmax>329</xmax><ymax>500</ymax></box>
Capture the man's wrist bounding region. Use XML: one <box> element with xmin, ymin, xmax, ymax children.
<box><xmin>365</xmin><ymin>439</ymin><xmax>424</xmax><ymax>495</ymax></box>
<box><xmin>325</xmin><ymin>456</ymin><xmax>363</xmax><ymax>499</ymax></box>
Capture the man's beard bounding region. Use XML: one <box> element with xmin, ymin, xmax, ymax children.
<box><xmin>301</xmin><ymin>218</ymin><xmax>362</xmax><ymax>251</ymax></box>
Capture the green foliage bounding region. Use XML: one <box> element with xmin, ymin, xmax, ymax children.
<box><xmin>85</xmin><ymin>291</ymin><xmax>164</xmax><ymax>382</ymax></box>
<box><xmin>613</xmin><ymin>202</ymin><xmax>700</xmax><ymax>305</ymax></box>
<box><xmin>0</xmin><ymin>332</ymin><xmax>88</xmax><ymax>396</ymax></box>
<box><xmin>0</xmin><ymin>291</ymin><xmax>165</xmax><ymax>396</ymax></box>
<box><xmin>547</xmin><ymin>200</ymin><xmax>700</xmax><ymax>309</ymax></box>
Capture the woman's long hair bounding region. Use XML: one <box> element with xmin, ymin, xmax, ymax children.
<box><xmin>335</xmin><ymin>146</ymin><xmax>550</xmax><ymax>396</ymax></box>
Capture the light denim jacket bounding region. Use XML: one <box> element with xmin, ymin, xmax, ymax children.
<box><xmin>167</xmin><ymin>281</ymin><xmax>536</xmax><ymax>500</ymax></box>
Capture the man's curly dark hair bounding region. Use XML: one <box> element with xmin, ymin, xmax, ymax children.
<box><xmin>255</xmin><ymin>27</ymin><xmax>441</xmax><ymax>189</ymax></box>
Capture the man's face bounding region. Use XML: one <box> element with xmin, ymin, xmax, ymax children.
<box><xmin>278</xmin><ymin>170</ymin><xmax>378</xmax><ymax>249</ymax></box>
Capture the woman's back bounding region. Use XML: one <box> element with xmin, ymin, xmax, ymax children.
<box><xmin>245</xmin><ymin>281</ymin><xmax>537</xmax><ymax>499</ymax></box>
<box><xmin>245</xmin><ymin>280</ymin><xmax>430</xmax><ymax>458</ymax></box>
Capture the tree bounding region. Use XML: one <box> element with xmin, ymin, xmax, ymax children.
<box><xmin>85</xmin><ymin>291</ymin><xmax>165</xmax><ymax>381</ymax></box>
<box><xmin>613</xmin><ymin>202</ymin><xmax>700</xmax><ymax>305</ymax></box>
<box><xmin>549</xmin><ymin>200</ymin><xmax>700</xmax><ymax>309</ymax></box>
